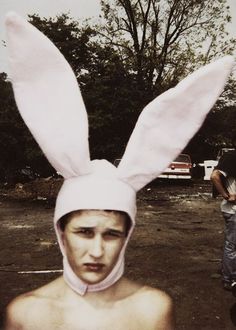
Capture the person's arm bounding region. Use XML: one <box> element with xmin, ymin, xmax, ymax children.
<box><xmin>210</xmin><ymin>169</ymin><xmax>236</xmax><ymax>203</ymax></box>
<box><xmin>211</xmin><ymin>151</ymin><xmax>236</xmax><ymax>202</ymax></box>
<box><xmin>211</xmin><ymin>169</ymin><xmax>236</xmax><ymax>203</ymax></box>
<box><xmin>210</xmin><ymin>169</ymin><xmax>229</xmax><ymax>200</ymax></box>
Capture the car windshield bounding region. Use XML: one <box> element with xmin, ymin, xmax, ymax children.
<box><xmin>175</xmin><ymin>154</ymin><xmax>191</xmax><ymax>163</ymax></box>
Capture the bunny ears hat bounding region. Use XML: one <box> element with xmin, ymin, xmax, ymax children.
<box><xmin>5</xmin><ymin>12</ymin><xmax>234</xmax><ymax>295</ymax></box>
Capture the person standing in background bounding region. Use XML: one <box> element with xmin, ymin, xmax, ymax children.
<box><xmin>211</xmin><ymin>147</ymin><xmax>236</xmax><ymax>292</ymax></box>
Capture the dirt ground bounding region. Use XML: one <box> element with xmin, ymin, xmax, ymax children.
<box><xmin>1</xmin><ymin>178</ymin><xmax>236</xmax><ymax>329</ymax></box>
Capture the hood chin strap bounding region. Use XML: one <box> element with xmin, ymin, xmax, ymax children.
<box><xmin>63</xmin><ymin>255</ymin><xmax>125</xmax><ymax>295</ymax></box>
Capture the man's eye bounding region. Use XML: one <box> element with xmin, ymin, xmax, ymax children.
<box><xmin>77</xmin><ymin>229</ymin><xmax>93</xmax><ymax>236</ymax></box>
<box><xmin>105</xmin><ymin>231</ymin><xmax>124</xmax><ymax>238</ymax></box>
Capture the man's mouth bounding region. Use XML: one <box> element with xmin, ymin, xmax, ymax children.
<box><xmin>84</xmin><ymin>263</ymin><xmax>105</xmax><ymax>272</ymax></box>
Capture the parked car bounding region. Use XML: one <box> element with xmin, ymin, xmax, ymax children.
<box><xmin>114</xmin><ymin>154</ymin><xmax>192</xmax><ymax>180</ymax></box>
<box><xmin>158</xmin><ymin>153</ymin><xmax>192</xmax><ymax>180</ymax></box>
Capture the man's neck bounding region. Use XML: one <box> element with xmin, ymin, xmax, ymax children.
<box><xmin>63</xmin><ymin>276</ymin><xmax>129</xmax><ymax>306</ymax></box>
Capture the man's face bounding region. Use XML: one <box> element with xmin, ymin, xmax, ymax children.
<box><xmin>62</xmin><ymin>210</ymin><xmax>127</xmax><ymax>284</ymax></box>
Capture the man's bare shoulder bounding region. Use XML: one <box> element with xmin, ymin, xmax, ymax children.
<box><xmin>5</xmin><ymin>292</ymin><xmax>35</xmax><ymax>329</ymax></box>
<box><xmin>4</xmin><ymin>277</ymin><xmax>64</xmax><ymax>329</ymax></box>
<box><xmin>136</xmin><ymin>285</ymin><xmax>175</xmax><ymax>329</ymax></box>
<box><xmin>121</xmin><ymin>279</ymin><xmax>175</xmax><ymax>329</ymax></box>
<box><xmin>121</xmin><ymin>278</ymin><xmax>172</xmax><ymax>305</ymax></box>
<box><xmin>139</xmin><ymin>285</ymin><xmax>173</xmax><ymax>311</ymax></box>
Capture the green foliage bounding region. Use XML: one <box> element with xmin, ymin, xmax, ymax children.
<box><xmin>80</xmin><ymin>47</ymin><xmax>143</xmax><ymax>159</ymax></box>
<box><xmin>0</xmin><ymin>73</ymin><xmax>55</xmax><ymax>180</ymax></box>
<box><xmin>185</xmin><ymin>77</ymin><xmax>236</xmax><ymax>161</ymax></box>
<box><xmin>28</xmin><ymin>13</ymin><xmax>96</xmax><ymax>76</ymax></box>
<box><xmin>0</xmin><ymin>73</ymin><xmax>24</xmax><ymax>176</ymax></box>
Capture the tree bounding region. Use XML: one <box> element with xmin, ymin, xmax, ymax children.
<box><xmin>79</xmin><ymin>46</ymin><xmax>142</xmax><ymax>159</ymax></box>
<box><xmin>96</xmin><ymin>0</ymin><xmax>236</xmax><ymax>160</ymax></box>
<box><xmin>98</xmin><ymin>0</ymin><xmax>235</xmax><ymax>95</ymax></box>
<box><xmin>28</xmin><ymin>13</ymin><xmax>97</xmax><ymax>77</ymax></box>
<box><xmin>0</xmin><ymin>72</ymin><xmax>57</xmax><ymax>181</ymax></box>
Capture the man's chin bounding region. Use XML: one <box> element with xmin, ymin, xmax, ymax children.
<box><xmin>77</xmin><ymin>272</ymin><xmax>109</xmax><ymax>285</ymax></box>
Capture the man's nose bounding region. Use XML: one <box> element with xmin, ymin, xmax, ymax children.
<box><xmin>89</xmin><ymin>235</ymin><xmax>104</xmax><ymax>258</ymax></box>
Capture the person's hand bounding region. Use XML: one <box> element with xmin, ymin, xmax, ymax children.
<box><xmin>227</xmin><ymin>194</ymin><xmax>236</xmax><ymax>203</ymax></box>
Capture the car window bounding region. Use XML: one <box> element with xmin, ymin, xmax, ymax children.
<box><xmin>174</xmin><ymin>154</ymin><xmax>191</xmax><ymax>163</ymax></box>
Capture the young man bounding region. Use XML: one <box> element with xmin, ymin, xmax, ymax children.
<box><xmin>211</xmin><ymin>149</ymin><xmax>236</xmax><ymax>292</ymax></box>
<box><xmin>3</xmin><ymin>11</ymin><xmax>233</xmax><ymax>330</ymax></box>
<box><xmin>5</xmin><ymin>210</ymin><xmax>174</xmax><ymax>329</ymax></box>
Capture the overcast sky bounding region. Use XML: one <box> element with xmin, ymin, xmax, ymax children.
<box><xmin>0</xmin><ymin>0</ymin><xmax>235</xmax><ymax>73</ymax></box>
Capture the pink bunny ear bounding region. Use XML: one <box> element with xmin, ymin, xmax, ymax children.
<box><xmin>5</xmin><ymin>12</ymin><xmax>91</xmax><ymax>178</ymax></box>
<box><xmin>117</xmin><ymin>56</ymin><xmax>234</xmax><ymax>191</ymax></box>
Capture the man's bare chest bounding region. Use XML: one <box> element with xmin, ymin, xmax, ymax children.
<box><xmin>39</xmin><ymin>303</ymin><xmax>146</xmax><ymax>330</ymax></box>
